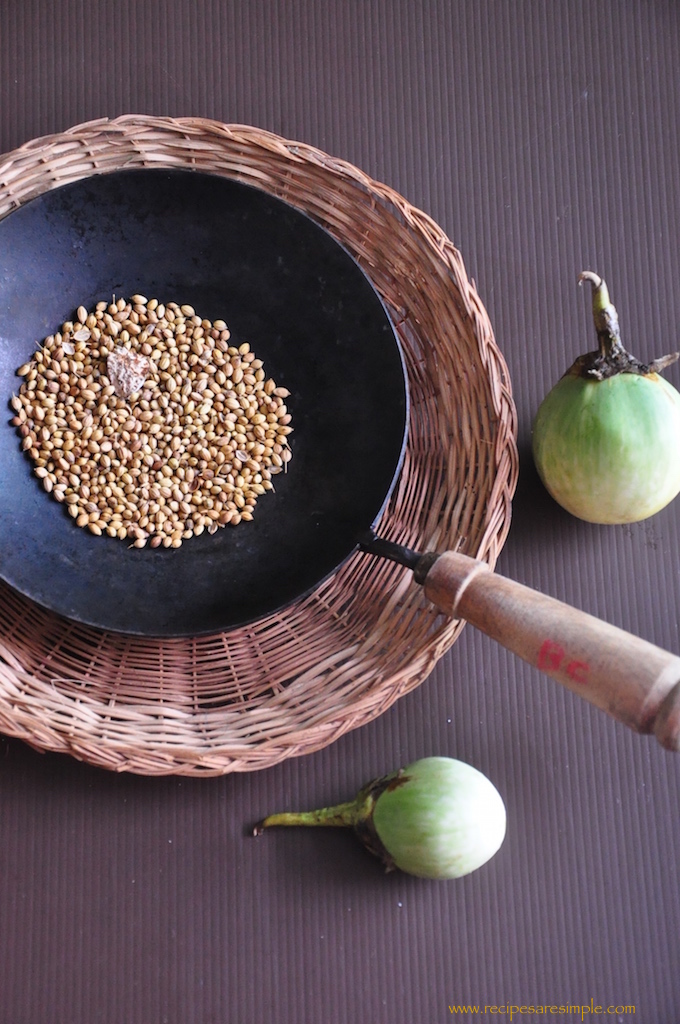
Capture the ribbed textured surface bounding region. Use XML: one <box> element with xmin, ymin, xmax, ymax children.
<box><xmin>1</xmin><ymin>1</ymin><xmax>680</xmax><ymax>1022</ymax></box>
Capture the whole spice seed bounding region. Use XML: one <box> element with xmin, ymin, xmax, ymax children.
<box><xmin>12</xmin><ymin>298</ymin><xmax>293</xmax><ymax>549</ymax></box>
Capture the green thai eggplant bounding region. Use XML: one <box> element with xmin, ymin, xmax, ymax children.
<box><xmin>253</xmin><ymin>756</ymin><xmax>506</xmax><ymax>880</ymax></box>
<box><xmin>532</xmin><ymin>272</ymin><xmax>680</xmax><ymax>524</ymax></box>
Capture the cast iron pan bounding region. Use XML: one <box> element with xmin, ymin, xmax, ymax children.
<box><xmin>0</xmin><ymin>169</ymin><xmax>408</xmax><ymax>636</ymax></box>
<box><xmin>3</xmin><ymin>168</ymin><xmax>680</xmax><ymax>751</ymax></box>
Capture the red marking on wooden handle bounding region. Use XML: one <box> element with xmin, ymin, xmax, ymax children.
<box><xmin>537</xmin><ymin>640</ymin><xmax>590</xmax><ymax>684</ymax></box>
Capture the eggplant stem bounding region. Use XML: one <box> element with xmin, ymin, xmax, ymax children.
<box><xmin>574</xmin><ymin>270</ymin><xmax>678</xmax><ymax>380</ymax></box>
<box><xmin>252</xmin><ymin>798</ymin><xmax>363</xmax><ymax>835</ymax></box>
<box><xmin>251</xmin><ymin>773</ymin><xmax>405</xmax><ymax>872</ymax></box>
<box><xmin>579</xmin><ymin>270</ymin><xmax>608</xmax><ymax>308</ymax></box>
<box><xmin>578</xmin><ymin>270</ymin><xmax>625</xmax><ymax>360</ymax></box>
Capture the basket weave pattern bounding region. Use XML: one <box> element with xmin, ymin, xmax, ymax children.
<box><xmin>0</xmin><ymin>117</ymin><xmax>518</xmax><ymax>774</ymax></box>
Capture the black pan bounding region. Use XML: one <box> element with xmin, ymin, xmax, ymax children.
<box><xmin>0</xmin><ymin>169</ymin><xmax>409</xmax><ymax>636</ymax></box>
<box><xmin>4</xmin><ymin>168</ymin><xmax>680</xmax><ymax>752</ymax></box>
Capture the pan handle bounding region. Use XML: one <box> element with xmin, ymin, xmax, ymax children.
<box><xmin>414</xmin><ymin>551</ymin><xmax>680</xmax><ymax>751</ymax></box>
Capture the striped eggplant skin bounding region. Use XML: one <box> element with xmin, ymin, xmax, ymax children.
<box><xmin>532</xmin><ymin>369</ymin><xmax>680</xmax><ymax>525</ymax></box>
<box><xmin>371</xmin><ymin>757</ymin><xmax>506</xmax><ymax>880</ymax></box>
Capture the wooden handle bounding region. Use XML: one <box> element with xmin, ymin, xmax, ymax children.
<box><xmin>421</xmin><ymin>552</ymin><xmax>680</xmax><ymax>751</ymax></box>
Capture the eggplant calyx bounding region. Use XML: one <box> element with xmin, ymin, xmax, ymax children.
<box><xmin>573</xmin><ymin>271</ymin><xmax>679</xmax><ymax>381</ymax></box>
<box><xmin>352</xmin><ymin>769</ymin><xmax>411</xmax><ymax>873</ymax></box>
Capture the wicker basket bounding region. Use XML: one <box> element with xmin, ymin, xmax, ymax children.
<box><xmin>0</xmin><ymin>116</ymin><xmax>518</xmax><ymax>775</ymax></box>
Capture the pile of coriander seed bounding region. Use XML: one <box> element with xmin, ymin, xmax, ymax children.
<box><xmin>10</xmin><ymin>296</ymin><xmax>292</xmax><ymax>549</ymax></box>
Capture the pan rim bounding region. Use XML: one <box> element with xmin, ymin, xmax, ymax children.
<box><xmin>0</xmin><ymin>166</ymin><xmax>410</xmax><ymax>636</ymax></box>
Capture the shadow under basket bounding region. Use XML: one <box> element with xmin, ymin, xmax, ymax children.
<box><xmin>0</xmin><ymin>116</ymin><xmax>517</xmax><ymax>775</ymax></box>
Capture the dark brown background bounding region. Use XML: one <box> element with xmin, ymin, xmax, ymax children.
<box><xmin>2</xmin><ymin>2</ymin><xmax>680</xmax><ymax>1022</ymax></box>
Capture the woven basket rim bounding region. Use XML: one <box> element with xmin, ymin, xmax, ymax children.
<box><xmin>0</xmin><ymin>116</ymin><xmax>518</xmax><ymax>774</ymax></box>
